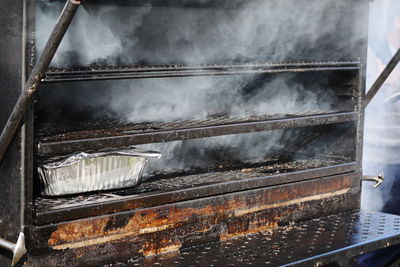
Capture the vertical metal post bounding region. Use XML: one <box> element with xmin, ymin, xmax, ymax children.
<box><xmin>0</xmin><ymin>0</ymin><xmax>81</xmax><ymax>163</ymax></box>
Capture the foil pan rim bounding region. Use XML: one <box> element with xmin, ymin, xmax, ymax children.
<box><xmin>41</xmin><ymin>147</ymin><xmax>161</xmax><ymax>169</ymax></box>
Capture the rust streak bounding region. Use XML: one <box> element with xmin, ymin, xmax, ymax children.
<box><xmin>220</xmin><ymin>221</ymin><xmax>279</xmax><ymax>241</ymax></box>
<box><xmin>233</xmin><ymin>188</ymin><xmax>350</xmax><ymax>217</ymax></box>
<box><xmin>140</xmin><ymin>241</ymin><xmax>182</xmax><ymax>257</ymax></box>
<box><xmin>47</xmin><ymin>175</ymin><xmax>354</xmax><ymax>253</ymax></box>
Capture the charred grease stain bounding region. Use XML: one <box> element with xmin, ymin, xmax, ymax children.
<box><xmin>46</xmin><ymin>175</ymin><xmax>355</xmax><ymax>256</ymax></box>
<box><xmin>104</xmin><ymin>214</ymin><xmax>131</xmax><ymax>232</ymax></box>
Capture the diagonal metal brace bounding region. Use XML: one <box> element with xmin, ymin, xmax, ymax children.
<box><xmin>0</xmin><ymin>0</ymin><xmax>81</xmax><ymax>164</ymax></box>
<box><xmin>364</xmin><ymin>47</ymin><xmax>400</xmax><ymax>107</ymax></box>
<box><xmin>0</xmin><ymin>233</ymin><xmax>26</xmax><ymax>266</ymax></box>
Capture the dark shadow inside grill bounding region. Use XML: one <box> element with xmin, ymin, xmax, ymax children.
<box><xmin>135</xmin><ymin>123</ymin><xmax>356</xmax><ymax>182</ymax></box>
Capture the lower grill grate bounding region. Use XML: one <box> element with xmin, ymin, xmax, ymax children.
<box><xmin>109</xmin><ymin>211</ymin><xmax>400</xmax><ymax>267</ymax></box>
<box><xmin>34</xmin><ymin>157</ymin><xmax>349</xmax><ymax>212</ymax></box>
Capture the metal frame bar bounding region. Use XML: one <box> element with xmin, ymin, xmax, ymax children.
<box><xmin>43</xmin><ymin>61</ymin><xmax>360</xmax><ymax>82</ymax></box>
<box><xmin>37</xmin><ymin>111</ymin><xmax>358</xmax><ymax>156</ymax></box>
<box><xmin>0</xmin><ymin>0</ymin><xmax>81</xmax><ymax>164</ymax></box>
<box><xmin>21</xmin><ymin>0</ymin><xmax>38</xmax><ymax>234</ymax></box>
<box><xmin>355</xmin><ymin>2</ymin><xmax>370</xmax><ymax>171</ymax></box>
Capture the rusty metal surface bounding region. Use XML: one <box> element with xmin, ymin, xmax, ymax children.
<box><xmin>101</xmin><ymin>211</ymin><xmax>400</xmax><ymax>267</ymax></box>
<box><xmin>0</xmin><ymin>0</ymin><xmax>371</xmax><ymax>266</ymax></box>
<box><xmin>42</xmin><ymin>61</ymin><xmax>361</xmax><ymax>82</ymax></box>
<box><xmin>33</xmin><ymin>160</ymin><xmax>357</xmax><ymax>225</ymax></box>
<box><xmin>27</xmin><ymin>173</ymin><xmax>359</xmax><ymax>256</ymax></box>
<box><xmin>25</xmin><ymin>191</ymin><xmax>360</xmax><ymax>266</ymax></box>
<box><xmin>36</xmin><ymin>112</ymin><xmax>358</xmax><ymax>156</ymax></box>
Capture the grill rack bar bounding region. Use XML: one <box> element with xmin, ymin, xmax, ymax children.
<box><xmin>43</xmin><ymin>61</ymin><xmax>360</xmax><ymax>82</ymax></box>
<box><xmin>37</xmin><ymin>111</ymin><xmax>358</xmax><ymax>156</ymax></box>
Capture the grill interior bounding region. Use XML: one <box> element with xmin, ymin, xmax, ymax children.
<box><xmin>34</xmin><ymin>70</ymin><xmax>359</xmax><ymax>154</ymax></box>
<box><xmin>31</xmin><ymin>0</ymin><xmax>364</xmax><ymax>225</ymax></box>
<box><xmin>33</xmin><ymin>121</ymin><xmax>357</xmax><ymax>224</ymax></box>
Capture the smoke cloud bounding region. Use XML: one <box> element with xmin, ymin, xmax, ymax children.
<box><xmin>36</xmin><ymin>0</ymin><xmax>362</xmax><ymax>66</ymax></box>
<box><xmin>137</xmin><ymin>123</ymin><xmax>355</xmax><ymax>179</ymax></box>
<box><xmin>35</xmin><ymin>0</ymin><xmax>361</xmax><ymax>180</ymax></box>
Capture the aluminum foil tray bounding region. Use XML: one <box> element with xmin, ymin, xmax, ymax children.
<box><xmin>38</xmin><ymin>148</ymin><xmax>161</xmax><ymax>196</ymax></box>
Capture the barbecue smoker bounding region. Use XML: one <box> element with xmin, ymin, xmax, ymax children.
<box><xmin>2</xmin><ymin>0</ymin><xmax>400</xmax><ymax>266</ymax></box>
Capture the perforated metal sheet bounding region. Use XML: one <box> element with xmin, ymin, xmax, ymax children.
<box><xmin>105</xmin><ymin>211</ymin><xmax>400</xmax><ymax>266</ymax></box>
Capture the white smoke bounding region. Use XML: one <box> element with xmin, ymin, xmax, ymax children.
<box><xmin>103</xmin><ymin>74</ymin><xmax>337</xmax><ymax>123</ymax></box>
<box><xmin>36</xmin><ymin>0</ymin><xmax>363</xmax><ymax>66</ymax></box>
<box><xmin>35</xmin><ymin>0</ymin><xmax>362</xmax><ymax>177</ymax></box>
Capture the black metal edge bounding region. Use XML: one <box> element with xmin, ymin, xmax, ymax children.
<box><xmin>34</xmin><ymin>162</ymin><xmax>358</xmax><ymax>225</ymax></box>
<box><xmin>21</xmin><ymin>0</ymin><xmax>36</xmax><ymax>230</ymax></box>
<box><xmin>46</xmin><ymin>61</ymin><xmax>361</xmax><ymax>74</ymax></box>
<box><xmin>355</xmin><ymin>1</ymin><xmax>369</xmax><ymax>172</ymax></box>
<box><xmin>0</xmin><ymin>1</ymin><xmax>24</xmax><ymax>264</ymax></box>
<box><xmin>284</xmin><ymin>231</ymin><xmax>400</xmax><ymax>267</ymax></box>
<box><xmin>43</xmin><ymin>64</ymin><xmax>360</xmax><ymax>83</ymax></box>
<box><xmin>37</xmin><ymin>111</ymin><xmax>359</xmax><ymax>156</ymax></box>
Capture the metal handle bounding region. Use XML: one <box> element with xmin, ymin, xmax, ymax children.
<box><xmin>362</xmin><ymin>172</ymin><xmax>384</xmax><ymax>188</ymax></box>
<box><xmin>0</xmin><ymin>233</ymin><xmax>26</xmax><ymax>266</ymax></box>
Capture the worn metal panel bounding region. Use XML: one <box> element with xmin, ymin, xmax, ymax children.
<box><xmin>0</xmin><ymin>0</ymin><xmax>26</xmax><ymax>265</ymax></box>
<box><xmin>25</xmin><ymin>173</ymin><xmax>359</xmax><ymax>266</ymax></box>
<box><xmin>25</xmin><ymin>173</ymin><xmax>359</xmax><ymax>265</ymax></box>
<box><xmin>114</xmin><ymin>211</ymin><xmax>400</xmax><ymax>267</ymax></box>
<box><xmin>0</xmin><ymin>0</ymin><xmax>24</xmax><ymax>242</ymax></box>
<box><xmin>34</xmin><ymin>162</ymin><xmax>358</xmax><ymax>225</ymax></box>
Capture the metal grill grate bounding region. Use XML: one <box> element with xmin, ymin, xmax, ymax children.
<box><xmin>43</xmin><ymin>61</ymin><xmax>361</xmax><ymax>83</ymax></box>
<box><xmin>35</xmin><ymin>157</ymin><xmax>348</xmax><ymax>212</ymax></box>
<box><xmin>35</xmin><ymin>111</ymin><xmax>345</xmax><ymax>142</ymax></box>
<box><xmin>106</xmin><ymin>211</ymin><xmax>400</xmax><ymax>267</ymax></box>
<box><xmin>35</xmin><ymin>112</ymin><xmax>357</xmax><ymax>156</ymax></box>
